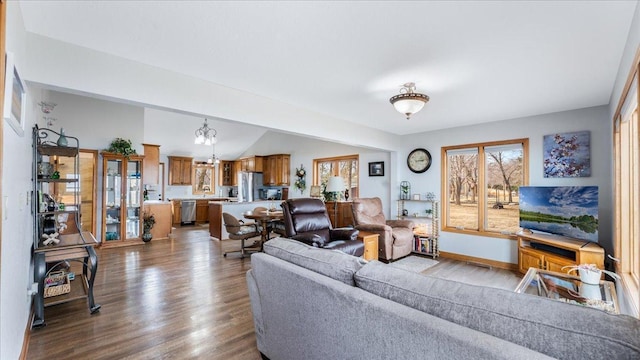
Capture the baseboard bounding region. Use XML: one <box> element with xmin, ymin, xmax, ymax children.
<box><xmin>20</xmin><ymin>308</ymin><xmax>34</xmax><ymax>360</ymax></box>
<box><xmin>439</xmin><ymin>251</ymin><xmax>518</xmax><ymax>271</ymax></box>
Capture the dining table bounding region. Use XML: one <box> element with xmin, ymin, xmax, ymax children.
<box><xmin>244</xmin><ymin>210</ymin><xmax>284</xmax><ymax>244</ymax></box>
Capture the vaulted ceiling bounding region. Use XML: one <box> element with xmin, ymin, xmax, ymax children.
<box><xmin>19</xmin><ymin>1</ymin><xmax>637</xmax><ymax>135</ymax></box>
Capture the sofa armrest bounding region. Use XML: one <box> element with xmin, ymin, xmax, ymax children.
<box><xmin>330</xmin><ymin>228</ymin><xmax>359</xmax><ymax>241</ymax></box>
<box><xmin>386</xmin><ymin>219</ymin><xmax>414</xmax><ymax>229</ymax></box>
<box><xmin>291</xmin><ymin>233</ymin><xmax>323</xmax><ymax>247</ymax></box>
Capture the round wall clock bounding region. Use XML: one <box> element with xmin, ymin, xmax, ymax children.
<box><xmin>407</xmin><ymin>148</ymin><xmax>432</xmax><ymax>173</ymax></box>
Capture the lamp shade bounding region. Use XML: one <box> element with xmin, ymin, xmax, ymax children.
<box><xmin>326</xmin><ymin>176</ymin><xmax>344</xmax><ymax>193</ymax></box>
<box><xmin>389</xmin><ymin>82</ymin><xmax>429</xmax><ymax>119</ymax></box>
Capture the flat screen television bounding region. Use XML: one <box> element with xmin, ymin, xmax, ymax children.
<box><xmin>519</xmin><ymin>186</ymin><xmax>599</xmax><ymax>242</ymax></box>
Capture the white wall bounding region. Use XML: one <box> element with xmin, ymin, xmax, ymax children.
<box><xmin>400</xmin><ymin>105</ymin><xmax>613</xmax><ymax>264</ymax></box>
<box><xmin>1</xmin><ymin>2</ymin><xmax>38</xmax><ymax>360</ymax></box>
<box><xmin>38</xmin><ymin>91</ymin><xmax>144</xmax><ymax>241</ymax></box>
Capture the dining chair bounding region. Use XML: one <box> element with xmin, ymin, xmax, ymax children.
<box><xmin>222</xmin><ymin>212</ymin><xmax>262</xmax><ymax>258</ymax></box>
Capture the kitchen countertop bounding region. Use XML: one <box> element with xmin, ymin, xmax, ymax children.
<box><xmin>143</xmin><ymin>200</ymin><xmax>172</xmax><ymax>204</ymax></box>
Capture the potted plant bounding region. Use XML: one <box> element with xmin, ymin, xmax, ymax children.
<box><xmin>142</xmin><ymin>212</ymin><xmax>155</xmax><ymax>243</ymax></box>
<box><xmin>106</xmin><ymin>138</ymin><xmax>137</xmax><ymax>158</ymax></box>
<box><xmin>561</xmin><ymin>264</ymin><xmax>619</xmax><ymax>285</ymax></box>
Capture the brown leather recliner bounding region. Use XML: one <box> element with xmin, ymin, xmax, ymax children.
<box><xmin>351</xmin><ymin>197</ymin><xmax>415</xmax><ymax>261</ymax></box>
<box><xmin>281</xmin><ymin>198</ymin><xmax>364</xmax><ymax>257</ymax></box>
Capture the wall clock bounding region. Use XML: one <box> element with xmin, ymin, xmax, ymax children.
<box><xmin>407</xmin><ymin>148</ymin><xmax>432</xmax><ymax>173</ymax></box>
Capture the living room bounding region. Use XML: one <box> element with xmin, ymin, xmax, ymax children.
<box><xmin>2</xmin><ymin>1</ymin><xmax>640</xmax><ymax>359</ymax></box>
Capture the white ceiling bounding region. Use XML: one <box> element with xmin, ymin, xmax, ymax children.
<box><xmin>19</xmin><ymin>1</ymin><xmax>637</xmax><ymax>135</ymax></box>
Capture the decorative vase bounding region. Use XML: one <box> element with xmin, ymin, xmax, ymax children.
<box><xmin>344</xmin><ymin>189</ymin><xmax>349</xmax><ymax>201</ymax></box>
<box><xmin>57</xmin><ymin>128</ymin><xmax>68</xmax><ymax>147</ymax></box>
<box><xmin>579</xmin><ymin>268</ymin><xmax>601</xmax><ymax>285</ymax></box>
<box><xmin>142</xmin><ymin>231</ymin><xmax>152</xmax><ymax>242</ymax></box>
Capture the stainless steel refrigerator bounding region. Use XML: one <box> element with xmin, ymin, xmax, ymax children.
<box><xmin>237</xmin><ymin>172</ymin><xmax>263</xmax><ymax>202</ymax></box>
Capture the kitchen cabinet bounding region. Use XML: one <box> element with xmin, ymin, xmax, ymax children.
<box><xmin>168</xmin><ymin>156</ymin><xmax>193</xmax><ymax>185</ymax></box>
<box><xmin>238</xmin><ymin>156</ymin><xmax>264</xmax><ymax>172</ymax></box>
<box><xmin>172</xmin><ymin>200</ymin><xmax>182</xmax><ymax>225</ymax></box>
<box><xmin>102</xmin><ymin>152</ymin><xmax>145</xmax><ymax>245</ymax></box>
<box><xmin>325</xmin><ymin>201</ymin><xmax>354</xmax><ymax>228</ymax></box>
<box><xmin>142</xmin><ymin>143</ymin><xmax>160</xmax><ymax>185</ymax></box>
<box><xmin>196</xmin><ymin>200</ymin><xmax>209</xmax><ymax>223</ymax></box>
<box><xmin>263</xmin><ymin>154</ymin><xmax>290</xmax><ymax>186</ymax></box>
<box><xmin>218</xmin><ymin>160</ymin><xmax>237</xmax><ymax>186</ymax></box>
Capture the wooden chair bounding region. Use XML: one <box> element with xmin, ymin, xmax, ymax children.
<box><xmin>222</xmin><ymin>212</ymin><xmax>261</xmax><ymax>258</ymax></box>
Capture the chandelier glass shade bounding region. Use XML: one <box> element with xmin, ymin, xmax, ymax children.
<box><xmin>389</xmin><ymin>82</ymin><xmax>429</xmax><ymax>119</ymax></box>
<box><xmin>194</xmin><ymin>119</ymin><xmax>217</xmax><ymax>145</ymax></box>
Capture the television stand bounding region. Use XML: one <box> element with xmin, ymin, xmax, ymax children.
<box><xmin>517</xmin><ymin>231</ymin><xmax>604</xmax><ymax>275</ymax></box>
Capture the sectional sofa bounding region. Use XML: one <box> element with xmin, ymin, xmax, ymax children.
<box><xmin>246</xmin><ymin>238</ymin><xmax>640</xmax><ymax>360</ymax></box>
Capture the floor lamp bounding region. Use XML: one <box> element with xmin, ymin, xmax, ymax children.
<box><xmin>326</xmin><ymin>176</ymin><xmax>344</xmax><ymax>227</ymax></box>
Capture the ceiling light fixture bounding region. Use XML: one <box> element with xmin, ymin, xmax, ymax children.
<box><xmin>194</xmin><ymin>119</ymin><xmax>217</xmax><ymax>145</ymax></box>
<box><xmin>389</xmin><ymin>82</ymin><xmax>429</xmax><ymax>120</ymax></box>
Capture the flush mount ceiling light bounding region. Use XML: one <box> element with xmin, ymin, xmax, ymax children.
<box><xmin>194</xmin><ymin>118</ymin><xmax>217</xmax><ymax>145</ymax></box>
<box><xmin>389</xmin><ymin>82</ymin><xmax>429</xmax><ymax>120</ymax></box>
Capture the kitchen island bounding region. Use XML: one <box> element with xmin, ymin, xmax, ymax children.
<box><xmin>168</xmin><ymin>197</ymin><xmax>237</xmax><ymax>225</ymax></box>
<box><xmin>142</xmin><ymin>201</ymin><xmax>173</xmax><ymax>240</ymax></box>
<box><xmin>209</xmin><ymin>200</ymin><xmax>284</xmax><ymax>240</ymax></box>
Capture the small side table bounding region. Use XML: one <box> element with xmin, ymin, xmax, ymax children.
<box><xmin>357</xmin><ymin>231</ymin><xmax>379</xmax><ymax>261</ymax></box>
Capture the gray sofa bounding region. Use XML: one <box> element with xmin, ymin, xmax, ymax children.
<box><xmin>247</xmin><ymin>238</ymin><xmax>640</xmax><ymax>360</ymax></box>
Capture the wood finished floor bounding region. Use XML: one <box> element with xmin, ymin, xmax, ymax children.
<box><xmin>27</xmin><ymin>227</ymin><xmax>523</xmax><ymax>359</ymax></box>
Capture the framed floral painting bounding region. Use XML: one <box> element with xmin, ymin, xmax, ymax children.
<box><xmin>543</xmin><ymin>131</ymin><xmax>591</xmax><ymax>177</ymax></box>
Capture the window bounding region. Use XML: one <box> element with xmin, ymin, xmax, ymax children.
<box><xmin>313</xmin><ymin>155</ymin><xmax>359</xmax><ymax>199</ymax></box>
<box><xmin>613</xmin><ymin>50</ymin><xmax>640</xmax><ymax>316</ymax></box>
<box><xmin>442</xmin><ymin>139</ymin><xmax>528</xmax><ymax>237</ymax></box>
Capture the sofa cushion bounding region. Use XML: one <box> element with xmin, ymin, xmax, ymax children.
<box><xmin>354</xmin><ymin>261</ymin><xmax>640</xmax><ymax>360</ymax></box>
<box><xmin>263</xmin><ymin>237</ymin><xmax>366</xmax><ymax>286</ymax></box>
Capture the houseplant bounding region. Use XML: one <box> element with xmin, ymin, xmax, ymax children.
<box><xmin>106</xmin><ymin>138</ymin><xmax>137</xmax><ymax>158</ymax></box>
<box><xmin>142</xmin><ymin>212</ymin><xmax>155</xmax><ymax>243</ymax></box>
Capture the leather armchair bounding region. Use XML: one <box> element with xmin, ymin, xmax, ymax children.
<box><xmin>351</xmin><ymin>197</ymin><xmax>415</xmax><ymax>261</ymax></box>
<box><xmin>281</xmin><ymin>198</ymin><xmax>364</xmax><ymax>257</ymax></box>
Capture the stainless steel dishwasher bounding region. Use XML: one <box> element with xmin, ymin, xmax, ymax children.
<box><xmin>181</xmin><ymin>200</ymin><xmax>196</xmax><ymax>225</ymax></box>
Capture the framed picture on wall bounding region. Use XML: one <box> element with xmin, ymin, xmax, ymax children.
<box><xmin>3</xmin><ymin>52</ymin><xmax>26</xmax><ymax>137</ymax></box>
<box><xmin>369</xmin><ymin>161</ymin><xmax>384</xmax><ymax>176</ymax></box>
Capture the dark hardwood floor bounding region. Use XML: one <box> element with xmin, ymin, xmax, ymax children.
<box><xmin>27</xmin><ymin>227</ymin><xmax>522</xmax><ymax>359</ymax></box>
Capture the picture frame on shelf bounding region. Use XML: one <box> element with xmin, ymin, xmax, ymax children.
<box><xmin>3</xmin><ymin>52</ymin><xmax>26</xmax><ymax>137</ymax></box>
<box><xmin>368</xmin><ymin>161</ymin><xmax>384</xmax><ymax>176</ymax></box>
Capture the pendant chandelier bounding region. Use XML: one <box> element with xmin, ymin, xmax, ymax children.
<box><xmin>194</xmin><ymin>119</ymin><xmax>217</xmax><ymax>145</ymax></box>
<box><xmin>389</xmin><ymin>82</ymin><xmax>429</xmax><ymax>120</ymax></box>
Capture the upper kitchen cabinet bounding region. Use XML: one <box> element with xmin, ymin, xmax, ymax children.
<box><xmin>168</xmin><ymin>156</ymin><xmax>193</xmax><ymax>185</ymax></box>
<box><xmin>263</xmin><ymin>154</ymin><xmax>290</xmax><ymax>186</ymax></box>
<box><xmin>238</xmin><ymin>156</ymin><xmax>263</xmax><ymax>172</ymax></box>
<box><xmin>218</xmin><ymin>160</ymin><xmax>237</xmax><ymax>186</ymax></box>
<box><xmin>142</xmin><ymin>144</ymin><xmax>160</xmax><ymax>185</ymax></box>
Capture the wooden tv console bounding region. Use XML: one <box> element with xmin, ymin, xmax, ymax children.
<box><xmin>517</xmin><ymin>231</ymin><xmax>604</xmax><ymax>275</ymax></box>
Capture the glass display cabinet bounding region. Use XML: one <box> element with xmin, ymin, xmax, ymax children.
<box><xmin>102</xmin><ymin>152</ymin><xmax>144</xmax><ymax>245</ymax></box>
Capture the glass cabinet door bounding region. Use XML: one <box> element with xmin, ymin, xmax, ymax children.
<box><xmin>104</xmin><ymin>158</ymin><xmax>123</xmax><ymax>242</ymax></box>
<box><xmin>125</xmin><ymin>159</ymin><xmax>142</xmax><ymax>239</ymax></box>
<box><xmin>102</xmin><ymin>153</ymin><xmax>144</xmax><ymax>244</ymax></box>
